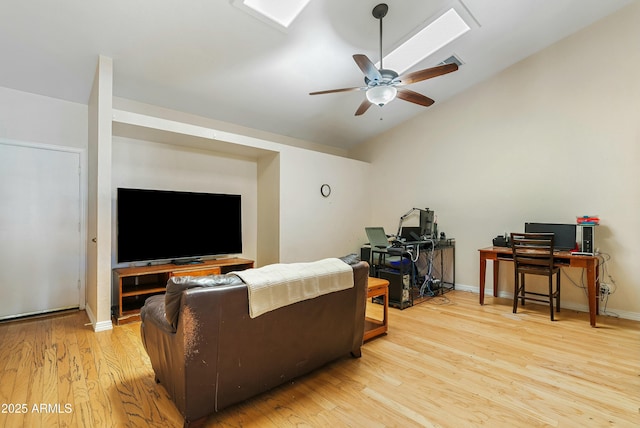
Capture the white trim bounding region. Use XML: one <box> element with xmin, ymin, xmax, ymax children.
<box><xmin>94</xmin><ymin>320</ymin><xmax>113</xmax><ymax>332</ymax></box>
<box><xmin>84</xmin><ymin>304</ymin><xmax>113</xmax><ymax>332</ymax></box>
<box><xmin>0</xmin><ymin>137</ymin><xmax>82</xmax><ymax>154</ymax></box>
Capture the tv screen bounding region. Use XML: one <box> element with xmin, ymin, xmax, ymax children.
<box><xmin>117</xmin><ymin>188</ymin><xmax>242</xmax><ymax>263</ymax></box>
<box><xmin>524</xmin><ymin>222</ymin><xmax>576</xmax><ymax>251</ymax></box>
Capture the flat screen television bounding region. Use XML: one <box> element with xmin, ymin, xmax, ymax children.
<box><xmin>117</xmin><ymin>188</ymin><xmax>242</xmax><ymax>263</ymax></box>
<box><xmin>524</xmin><ymin>222</ymin><xmax>576</xmax><ymax>251</ymax></box>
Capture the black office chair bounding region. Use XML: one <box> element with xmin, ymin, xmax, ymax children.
<box><xmin>510</xmin><ymin>232</ymin><xmax>561</xmax><ymax>321</ymax></box>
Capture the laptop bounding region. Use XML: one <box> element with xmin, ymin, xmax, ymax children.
<box><xmin>365</xmin><ymin>227</ymin><xmax>410</xmax><ymax>269</ymax></box>
<box><xmin>365</xmin><ymin>227</ymin><xmax>392</xmax><ymax>250</ymax></box>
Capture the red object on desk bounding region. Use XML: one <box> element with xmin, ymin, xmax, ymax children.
<box><xmin>577</xmin><ymin>216</ymin><xmax>600</xmax><ymax>225</ymax></box>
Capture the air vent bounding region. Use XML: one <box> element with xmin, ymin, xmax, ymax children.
<box><xmin>440</xmin><ymin>55</ymin><xmax>463</xmax><ymax>67</ymax></box>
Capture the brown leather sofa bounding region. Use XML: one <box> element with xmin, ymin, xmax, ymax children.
<box><xmin>140</xmin><ymin>256</ymin><xmax>368</xmax><ymax>427</ymax></box>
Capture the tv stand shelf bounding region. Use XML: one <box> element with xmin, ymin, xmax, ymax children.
<box><xmin>113</xmin><ymin>257</ymin><xmax>254</xmax><ymax>325</ymax></box>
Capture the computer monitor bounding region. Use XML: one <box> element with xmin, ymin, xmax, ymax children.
<box><xmin>524</xmin><ymin>223</ymin><xmax>577</xmax><ymax>251</ymax></box>
<box><xmin>419</xmin><ymin>209</ymin><xmax>435</xmax><ymax>238</ymax></box>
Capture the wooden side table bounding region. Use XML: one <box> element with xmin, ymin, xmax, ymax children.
<box><xmin>364</xmin><ymin>277</ymin><xmax>389</xmax><ymax>341</ymax></box>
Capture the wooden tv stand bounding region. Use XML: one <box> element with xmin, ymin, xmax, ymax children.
<box><xmin>113</xmin><ymin>257</ymin><xmax>254</xmax><ymax>325</ymax></box>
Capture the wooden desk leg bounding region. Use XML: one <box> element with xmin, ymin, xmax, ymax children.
<box><xmin>479</xmin><ymin>255</ymin><xmax>487</xmax><ymax>305</ymax></box>
<box><xmin>364</xmin><ymin>280</ymin><xmax>389</xmax><ymax>341</ymax></box>
<box><xmin>382</xmin><ymin>289</ymin><xmax>388</xmax><ymax>333</ymax></box>
<box><xmin>493</xmin><ymin>260</ymin><xmax>499</xmax><ymax>297</ymax></box>
<box><xmin>587</xmin><ymin>259</ymin><xmax>597</xmax><ymax>327</ymax></box>
<box><xmin>596</xmin><ymin>262</ymin><xmax>600</xmax><ymax>316</ymax></box>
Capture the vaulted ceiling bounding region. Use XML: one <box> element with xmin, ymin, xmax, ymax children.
<box><xmin>0</xmin><ymin>0</ymin><xmax>632</xmax><ymax>150</ymax></box>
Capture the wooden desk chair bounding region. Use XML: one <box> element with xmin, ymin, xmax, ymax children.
<box><xmin>510</xmin><ymin>232</ymin><xmax>561</xmax><ymax>321</ymax></box>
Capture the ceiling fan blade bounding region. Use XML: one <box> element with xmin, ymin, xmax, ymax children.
<box><xmin>355</xmin><ymin>99</ymin><xmax>372</xmax><ymax>116</ymax></box>
<box><xmin>397</xmin><ymin>89</ymin><xmax>435</xmax><ymax>107</ymax></box>
<box><xmin>309</xmin><ymin>86</ymin><xmax>363</xmax><ymax>95</ymax></box>
<box><xmin>397</xmin><ymin>63</ymin><xmax>458</xmax><ymax>85</ymax></box>
<box><xmin>353</xmin><ymin>54</ymin><xmax>382</xmax><ymax>82</ymax></box>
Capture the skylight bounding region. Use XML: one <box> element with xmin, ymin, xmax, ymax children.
<box><xmin>376</xmin><ymin>8</ymin><xmax>470</xmax><ymax>74</ymax></box>
<box><xmin>232</xmin><ymin>0</ymin><xmax>311</xmax><ymax>30</ymax></box>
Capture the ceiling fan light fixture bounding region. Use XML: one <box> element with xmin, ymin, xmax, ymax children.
<box><xmin>366</xmin><ymin>85</ymin><xmax>397</xmax><ymax>106</ymax></box>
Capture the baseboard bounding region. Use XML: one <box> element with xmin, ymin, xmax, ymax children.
<box><xmin>84</xmin><ymin>304</ymin><xmax>113</xmax><ymax>332</ymax></box>
<box><xmin>456</xmin><ymin>283</ymin><xmax>640</xmax><ymax>322</ymax></box>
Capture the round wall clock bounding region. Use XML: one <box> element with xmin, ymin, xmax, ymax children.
<box><xmin>320</xmin><ymin>184</ymin><xmax>331</xmax><ymax>197</ymax></box>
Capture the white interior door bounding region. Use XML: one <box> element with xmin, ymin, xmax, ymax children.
<box><xmin>0</xmin><ymin>141</ymin><xmax>81</xmax><ymax>320</ymax></box>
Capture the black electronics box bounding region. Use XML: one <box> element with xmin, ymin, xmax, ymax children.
<box><xmin>493</xmin><ymin>235</ymin><xmax>510</xmax><ymax>247</ymax></box>
<box><xmin>379</xmin><ymin>269</ymin><xmax>408</xmax><ymax>304</ymax></box>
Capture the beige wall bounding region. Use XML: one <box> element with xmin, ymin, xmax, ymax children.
<box><xmin>352</xmin><ymin>3</ymin><xmax>640</xmax><ymax>317</ymax></box>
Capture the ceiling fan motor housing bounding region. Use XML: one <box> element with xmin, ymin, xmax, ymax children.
<box><xmin>364</xmin><ymin>69</ymin><xmax>399</xmax><ymax>86</ymax></box>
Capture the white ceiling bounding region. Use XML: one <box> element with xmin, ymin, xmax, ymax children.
<box><xmin>0</xmin><ymin>0</ymin><xmax>632</xmax><ymax>150</ymax></box>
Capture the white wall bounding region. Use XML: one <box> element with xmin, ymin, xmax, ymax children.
<box><xmin>0</xmin><ymin>87</ymin><xmax>87</xmax><ymax>147</ymax></box>
<box><xmin>352</xmin><ymin>3</ymin><xmax>640</xmax><ymax>317</ymax></box>
<box><xmin>87</xmin><ymin>56</ymin><xmax>115</xmax><ymax>331</ymax></box>
<box><xmin>257</xmin><ymin>153</ymin><xmax>280</xmax><ymax>266</ymax></box>
<box><xmin>278</xmin><ymin>149</ymin><xmax>371</xmax><ymax>262</ymax></box>
<box><xmin>111</xmin><ymin>137</ymin><xmax>259</xmax><ymax>266</ymax></box>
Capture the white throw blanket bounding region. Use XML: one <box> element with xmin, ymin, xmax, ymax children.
<box><xmin>231</xmin><ymin>258</ymin><xmax>354</xmax><ymax>318</ymax></box>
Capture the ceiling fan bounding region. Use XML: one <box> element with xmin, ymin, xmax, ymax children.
<box><xmin>309</xmin><ymin>3</ymin><xmax>459</xmax><ymax>116</ymax></box>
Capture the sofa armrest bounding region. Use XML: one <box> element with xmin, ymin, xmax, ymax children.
<box><xmin>165</xmin><ymin>274</ymin><xmax>244</xmax><ymax>330</ymax></box>
<box><xmin>140</xmin><ymin>295</ymin><xmax>175</xmax><ymax>334</ymax></box>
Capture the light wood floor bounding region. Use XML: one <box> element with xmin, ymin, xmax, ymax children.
<box><xmin>1</xmin><ymin>290</ymin><xmax>638</xmax><ymax>427</ymax></box>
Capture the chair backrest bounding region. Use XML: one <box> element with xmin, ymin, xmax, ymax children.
<box><xmin>510</xmin><ymin>232</ymin><xmax>555</xmax><ymax>271</ymax></box>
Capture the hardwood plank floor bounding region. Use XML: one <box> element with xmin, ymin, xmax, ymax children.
<box><xmin>0</xmin><ymin>291</ymin><xmax>638</xmax><ymax>427</ymax></box>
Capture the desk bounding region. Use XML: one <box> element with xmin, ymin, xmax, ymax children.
<box><xmin>478</xmin><ymin>247</ymin><xmax>600</xmax><ymax>327</ymax></box>
<box><xmin>364</xmin><ymin>277</ymin><xmax>389</xmax><ymax>341</ymax></box>
<box><xmin>363</xmin><ymin>240</ymin><xmax>456</xmax><ymax>309</ymax></box>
